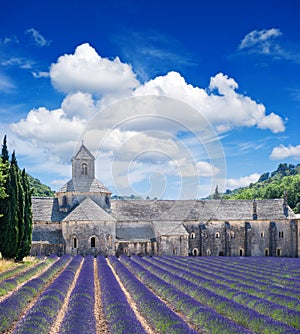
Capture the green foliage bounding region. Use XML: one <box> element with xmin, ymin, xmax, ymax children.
<box><xmin>27</xmin><ymin>174</ymin><xmax>55</xmax><ymax>197</ymax></box>
<box><xmin>0</xmin><ymin>136</ymin><xmax>33</xmax><ymax>260</ymax></box>
<box><xmin>16</xmin><ymin>169</ymin><xmax>33</xmax><ymax>260</ymax></box>
<box><xmin>0</xmin><ymin>163</ymin><xmax>7</xmax><ymax>201</ymax></box>
<box><xmin>224</xmin><ymin>163</ymin><xmax>300</xmax><ymax>212</ymax></box>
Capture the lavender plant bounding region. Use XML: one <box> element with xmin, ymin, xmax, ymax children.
<box><xmin>59</xmin><ymin>255</ymin><xmax>96</xmax><ymax>334</ymax></box>
<box><xmin>0</xmin><ymin>255</ymin><xmax>70</xmax><ymax>333</ymax></box>
<box><xmin>96</xmin><ymin>255</ymin><xmax>146</xmax><ymax>334</ymax></box>
<box><xmin>13</xmin><ymin>255</ymin><xmax>82</xmax><ymax>334</ymax></box>
<box><xmin>109</xmin><ymin>255</ymin><xmax>198</xmax><ymax>334</ymax></box>
<box><xmin>133</xmin><ymin>256</ymin><xmax>300</xmax><ymax>334</ymax></box>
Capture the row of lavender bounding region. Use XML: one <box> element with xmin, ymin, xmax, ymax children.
<box><xmin>0</xmin><ymin>257</ymin><xmax>55</xmax><ymax>297</ymax></box>
<box><xmin>0</xmin><ymin>255</ymin><xmax>70</xmax><ymax>333</ymax></box>
<box><xmin>108</xmin><ymin>255</ymin><xmax>198</xmax><ymax>334</ymax></box>
<box><xmin>191</xmin><ymin>256</ymin><xmax>300</xmax><ymax>291</ymax></box>
<box><xmin>125</xmin><ymin>255</ymin><xmax>300</xmax><ymax>333</ymax></box>
<box><xmin>164</xmin><ymin>256</ymin><xmax>300</xmax><ymax>309</ymax></box>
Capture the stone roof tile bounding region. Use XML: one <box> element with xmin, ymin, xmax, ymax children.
<box><xmin>111</xmin><ymin>199</ymin><xmax>296</xmax><ymax>221</ymax></box>
<box><xmin>63</xmin><ymin>197</ymin><xmax>114</xmax><ymax>221</ymax></box>
<box><xmin>58</xmin><ymin>178</ymin><xmax>111</xmax><ymax>194</ymax></box>
<box><xmin>32</xmin><ymin>197</ymin><xmax>67</xmax><ymax>222</ymax></box>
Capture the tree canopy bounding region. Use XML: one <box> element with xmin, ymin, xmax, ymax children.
<box><xmin>223</xmin><ymin>163</ymin><xmax>300</xmax><ymax>213</ymax></box>
<box><xmin>0</xmin><ymin>136</ymin><xmax>33</xmax><ymax>260</ymax></box>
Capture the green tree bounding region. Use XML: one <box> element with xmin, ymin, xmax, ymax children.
<box><xmin>0</xmin><ymin>136</ymin><xmax>33</xmax><ymax>260</ymax></box>
<box><xmin>0</xmin><ymin>136</ymin><xmax>10</xmax><ymax>257</ymax></box>
<box><xmin>2</xmin><ymin>151</ymin><xmax>21</xmax><ymax>258</ymax></box>
<box><xmin>16</xmin><ymin>169</ymin><xmax>33</xmax><ymax>260</ymax></box>
<box><xmin>0</xmin><ymin>162</ymin><xmax>7</xmax><ymax>201</ymax></box>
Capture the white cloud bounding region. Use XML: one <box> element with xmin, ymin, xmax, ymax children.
<box><xmin>32</xmin><ymin>71</ymin><xmax>49</xmax><ymax>78</ymax></box>
<box><xmin>50</xmin><ymin>43</ymin><xmax>140</xmax><ymax>95</ymax></box>
<box><xmin>25</xmin><ymin>28</ymin><xmax>51</xmax><ymax>47</ymax></box>
<box><xmin>239</xmin><ymin>28</ymin><xmax>282</xmax><ymax>54</ymax></box>
<box><xmin>10</xmin><ymin>106</ymin><xmax>85</xmax><ymax>164</ymax></box>
<box><xmin>238</xmin><ymin>28</ymin><xmax>300</xmax><ymax>63</ymax></box>
<box><xmin>169</xmin><ymin>158</ymin><xmax>219</xmax><ymax>177</ymax></box>
<box><xmin>270</xmin><ymin>144</ymin><xmax>300</xmax><ymax>160</ymax></box>
<box><xmin>0</xmin><ymin>74</ymin><xmax>15</xmax><ymax>92</ymax></box>
<box><xmin>226</xmin><ymin>173</ymin><xmax>260</xmax><ymax>190</ymax></box>
<box><xmin>61</xmin><ymin>92</ymin><xmax>96</xmax><ymax>120</ymax></box>
<box><xmin>134</xmin><ymin>71</ymin><xmax>285</xmax><ymax>133</ymax></box>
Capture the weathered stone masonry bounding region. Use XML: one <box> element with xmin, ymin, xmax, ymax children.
<box><xmin>31</xmin><ymin>144</ymin><xmax>299</xmax><ymax>257</ymax></box>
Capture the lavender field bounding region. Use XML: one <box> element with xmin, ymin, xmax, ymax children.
<box><xmin>0</xmin><ymin>255</ymin><xmax>300</xmax><ymax>334</ymax></box>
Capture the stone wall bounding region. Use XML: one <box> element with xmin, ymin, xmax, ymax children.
<box><xmin>62</xmin><ymin>220</ymin><xmax>116</xmax><ymax>256</ymax></box>
<box><xmin>184</xmin><ymin>219</ymin><xmax>298</xmax><ymax>257</ymax></box>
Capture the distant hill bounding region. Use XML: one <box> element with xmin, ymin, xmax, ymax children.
<box><xmin>222</xmin><ymin>163</ymin><xmax>300</xmax><ymax>213</ymax></box>
<box><xmin>27</xmin><ymin>174</ymin><xmax>55</xmax><ymax>197</ymax></box>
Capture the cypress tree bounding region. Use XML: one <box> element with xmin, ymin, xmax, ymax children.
<box><xmin>11</xmin><ymin>152</ymin><xmax>25</xmax><ymax>261</ymax></box>
<box><xmin>2</xmin><ymin>151</ymin><xmax>20</xmax><ymax>258</ymax></box>
<box><xmin>0</xmin><ymin>136</ymin><xmax>33</xmax><ymax>260</ymax></box>
<box><xmin>1</xmin><ymin>135</ymin><xmax>9</xmax><ymax>163</ymax></box>
<box><xmin>16</xmin><ymin>169</ymin><xmax>32</xmax><ymax>260</ymax></box>
<box><xmin>0</xmin><ymin>136</ymin><xmax>10</xmax><ymax>257</ymax></box>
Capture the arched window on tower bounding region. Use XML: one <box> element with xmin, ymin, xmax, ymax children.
<box><xmin>73</xmin><ymin>236</ymin><xmax>78</xmax><ymax>249</ymax></box>
<box><xmin>81</xmin><ymin>162</ymin><xmax>88</xmax><ymax>175</ymax></box>
<box><xmin>91</xmin><ymin>237</ymin><xmax>96</xmax><ymax>248</ymax></box>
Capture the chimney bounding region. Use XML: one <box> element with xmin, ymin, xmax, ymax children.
<box><xmin>252</xmin><ymin>200</ymin><xmax>258</xmax><ymax>220</ymax></box>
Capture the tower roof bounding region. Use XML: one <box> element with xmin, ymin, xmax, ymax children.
<box><xmin>72</xmin><ymin>143</ymin><xmax>95</xmax><ymax>162</ymax></box>
<box><xmin>58</xmin><ymin>178</ymin><xmax>111</xmax><ymax>194</ymax></box>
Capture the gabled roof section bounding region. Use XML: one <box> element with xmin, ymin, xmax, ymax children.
<box><xmin>32</xmin><ymin>197</ymin><xmax>68</xmax><ymax>222</ymax></box>
<box><xmin>72</xmin><ymin>143</ymin><xmax>95</xmax><ymax>161</ymax></box>
<box><xmin>58</xmin><ymin>178</ymin><xmax>111</xmax><ymax>194</ymax></box>
<box><xmin>63</xmin><ymin>197</ymin><xmax>114</xmax><ymax>222</ymax></box>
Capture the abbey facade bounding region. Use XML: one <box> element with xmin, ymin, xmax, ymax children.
<box><xmin>31</xmin><ymin>144</ymin><xmax>300</xmax><ymax>257</ymax></box>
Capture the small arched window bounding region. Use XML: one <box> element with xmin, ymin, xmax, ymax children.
<box><xmin>215</xmin><ymin>232</ymin><xmax>220</xmax><ymax>239</ymax></box>
<box><xmin>277</xmin><ymin>248</ymin><xmax>281</xmax><ymax>256</ymax></box>
<box><xmin>190</xmin><ymin>232</ymin><xmax>195</xmax><ymax>239</ymax></box>
<box><xmin>206</xmin><ymin>249</ymin><xmax>211</xmax><ymax>256</ymax></box>
<box><xmin>192</xmin><ymin>248</ymin><xmax>199</xmax><ymax>256</ymax></box>
<box><xmin>265</xmin><ymin>249</ymin><xmax>269</xmax><ymax>256</ymax></box>
<box><xmin>81</xmin><ymin>162</ymin><xmax>88</xmax><ymax>175</ymax></box>
<box><xmin>261</xmin><ymin>232</ymin><xmax>265</xmax><ymax>238</ymax></box>
<box><xmin>73</xmin><ymin>236</ymin><xmax>77</xmax><ymax>249</ymax></box>
<box><xmin>239</xmin><ymin>249</ymin><xmax>243</xmax><ymax>256</ymax></box>
<box><xmin>173</xmin><ymin>248</ymin><xmax>177</xmax><ymax>255</ymax></box>
<box><xmin>91</xmin><ymin>237</ymin><xmax>96</xmax><ymax>248</ymax></box>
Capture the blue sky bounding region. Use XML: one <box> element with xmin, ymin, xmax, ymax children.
<box><xmin>0</xmin><ymin>0</ymin><xmax>299</xmax><ymax>199</ymax></box>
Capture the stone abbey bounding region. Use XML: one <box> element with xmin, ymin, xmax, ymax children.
<box><xmin>31</xmin><ymin>144</ymin><xmax>300</xmax><ymax>257</ymax></box>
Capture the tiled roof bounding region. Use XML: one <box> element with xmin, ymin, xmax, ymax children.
<box><xmin>116</xmin><ymin>223</ymin><xmax>155</xmax><ymax>241</ymax></box>
<box><xmin>153</xmin><ymin>221</ymin><xmax>189</xmax><ymax>236</ymax></box>
<box><xmin>111</xmin><ymin>199</ymin><xmax>296</xmax><ymax>221</ymax></box>
<box><xmin>58</xmin><ymin>178</ymin><xmax>111</xmax><ymax>194</ymax></box>
<box><xmin>63</xmin><ymin>197</ymin><xmax>114</xmax><ymax>221</ymax></box>
<box><xmin>32</xmin><ymin>197</ymin><xmax>67</xmax><ymax>222</ymax></box>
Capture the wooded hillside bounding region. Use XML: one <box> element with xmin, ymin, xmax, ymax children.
<box><xmin>223</xmin><ymin>163</ymin><xmax>300</xmax><ymax>213</ymax></box>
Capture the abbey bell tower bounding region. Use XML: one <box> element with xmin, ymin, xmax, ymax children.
<box><xmin>72</xmin><ymin>143</ymin><xmax>95</xmax><ymax>180</ymax></box>
<box><xmin>56</xmin><ymin>143</ymin><xmax>112</xmax><ymax>212</ymax></box>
